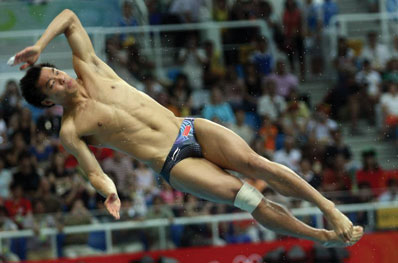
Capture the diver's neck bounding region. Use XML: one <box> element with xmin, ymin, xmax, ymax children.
<box><xmin>62</xmin><ymin>80</ymin><xmax>89</xmax><ymax>111</ymax></box>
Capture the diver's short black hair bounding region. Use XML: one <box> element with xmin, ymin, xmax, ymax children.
<box><xmin>20</xmin><ymin>63</ymin><xmax>56</xmax><ymax>108</ymax></box>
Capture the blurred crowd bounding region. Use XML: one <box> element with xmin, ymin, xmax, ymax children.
<box><xmin>1</xmin><ymin>0</ymin><xmax>398</xmax><ymax>261</ymax></box>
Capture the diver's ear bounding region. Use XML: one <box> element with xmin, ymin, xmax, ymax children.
<box><xmin>41</xmin><ymin>99</ymin><xmax>54</xmax><ymax>107</ymax></box>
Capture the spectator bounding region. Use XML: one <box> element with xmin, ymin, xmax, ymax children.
<box><xmin>34</xmin><ymin>177</ymin><xmax>62</xmax><ymax>214</ymax></box>
<box><xmin>19</xmin><ymin>107</ymin><xmax>36</xmax><ymax>145</ymax></box>
<box><xmin>356</xmin><ymin>149</ymin><xmax>384</xmax><ymax>196</ymax></box>
<box><xmin>158</xmin><ymin>180</ymin><xmax>183</xmax><ymax>205</ymax></box>
<box><xmin>243</xmin><ymin>63</ymin><xmax>262</xmax><ymax>111</ymax></box>
<box><xmin>146</xmin><ymin>0</ymin><xmax>163</xmax><ymax>25</ymax></box>
<box><xmin>381</xmin><ymin>83</ymin><xmax>398</xmax><ymax>139</ymax></box>
<box><xmin>5</xmin><ymin>132</ymin><xmax>27</xmax><ymax>168</ymax></box>
<box><xmin>273</xmin><ymin>136</ymin><xmax>301</xmax><ymax>172</ymax></box>
<box><xmin>391</xmin><ymin>35</ymin><xmax>398</xmax><ymax>58</ymax></box>
<box><xmin>213</xmin><ymin>0</ymin><xmax>229</xmax><ymax>22</ymax></box>
<box><xmin>202</xmin><ymin>86</ymin><xmax>236</xmax><ymax>126</ymax></box>
<box><xmin>321</xmin><ymin>154</ymin><xmax>352</xmax><ymax>195</ymax></box>
<box><xmin>12</xmin><ymin>151</ymin><xmax>40</xmax><ymax>195</ymax></box>
<box><xmin>203</xmin><ymin>40</ymin><xmax>225</xmax><ymax>87</ymax></box>
<box><xmin>378</xmin><ymin>178</ymin><xmax>398</xmax><ymax>202</ymax></box>
<box><xmin>178</xmin><ymin>34</ymin><xmax>207</xmax><ymax>90</ymax></box>
<box><xmin>126</xmin><ymin>43</ymin><xmax>155</xmax><ymax>81</ymax></box>
<box><xmin>62</xmin><ymin>200</ymin><xmax>100</xmax><ymax>257</ymax></box>
<box><xmin>321</xmin><ymin>0</ymin><xmax>339</xmax><ymax>28</ymax></box>
<box><xmin>324</xmin><ymin>129</ymin><xmax>352</xmax><ymax>168</ymax></box>
<box><xmin>333</xmin><ymin>37</ymin><xmax>356</xmax><ymax>80</ymax></box>
<box><xmin>257</xmin><ymin>115</ymin><xmax>279</xmax><ymax>157</ymax></box>
<box><xmin>383</xmin><ymin>58</ymin><xmax>398</xmax><ymax>84</ymax></box>
<box><xmin>281</xmin><ymin>90</ymin><xmax>311</xmax><ymax>138</ymax></box>
<box><xmin>133</xmin><ymin>161</ymin><xmax>158</xmax><ymax>197</ymax></box>
<box><xmin>249</xmin><ymin>36</ymin><xmax>274</xmax><ymax>77</ymax></box>
<box><xmin>4</xmin><ymin>183</ymin><xmax>32</xmax><ymax>227</ymax></box>
<box><xmin>169</xmin><ymin>0</ymin><xmax>204</xmax><ymax>23</ymax></box>
<box><xmin>169</xmin><ymin>73</ymin><xmax>192</xmax><ymax>116</ymax></box>
<box><xmin>257</xmin><ymin>78</ymin><xmax>286</xmax><ymax>122</ymax></box>
<box><xmin>298</xmin><ymin>158</ymin><xmax>321</xmax><ymax>189</ymax></box>
<box><xmin>0</xmin><ymin>110</ymin><xmax>7</xmax><ymax>146</ymax></box>
<box><xmin>0</xmin><ymin>80</ymin><xmax>22</xmax><ymax>123</ymax></box>
<box><xmin>283</xmin><ymin>0</ymin><xmax>305</xmax><ymax>80</ymax></box>
<box><xmin>118</xmin><ymin>0</ymin><xmax>138</xmax><ymax>46</ymax></box>
<box><xmin>0</xmin><ymin>157</ymin><xmax>12</xmax><ymax>199</ymax></box>
<box><xmin>36</xmin><ymin>108</ymin><xmax>62</xmax><ymax>137</ymax></box>
<box><xmin>355</xmin><ymin>59</ymin><xmax>382</xmax><ymax>126</ymax></box>
<box><xmin>228</xmin><ymin>108</ymin><xmax>255</xmax><ymax>144</ymax></box>
<box><xmin>307</xmin><ymin>106</ymin><xmax>338</xmax><ymax>145</ymax></box>
<box><xmin>302</xmin><ymin>0</ymin><xmax>324</xmax><ymax>75</ymax></box>
<box><xmin>264</xmin><ymin>60</ymin><xmax>299</xmax><ymax>98</ymax></box>
<box><xmin>224</xmin><ymin>65</ymin><xmax>246</xmax><ymax>110</ymax></box>
<box><xmin>141</xmin><ymin>74</ymin><xmax>164</xmax><ymax>99</ymax></box>
<box><xmin>360</xmin><ymin>31</ymin><xmax>390</xmax><ymax>71</ymax></box>
<box><xmin>386</xmin><ymin>0</ymin><xmax>398</xmax><ymax>15</ymax></box>
<box><xmin>29</xmin><ymin>129</ymin><xmax>54</xmax><ymax>165</ymax></box>
<box><xmin>145</xmin><ymin>195</ymin><xmax>175</xmax><ymax>250</ymax></box>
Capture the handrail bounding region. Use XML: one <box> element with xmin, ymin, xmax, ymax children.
<box><xmin>1</xmin><ymin>200</ymin><xmax>395</xmax><ymax>239</ymax></box>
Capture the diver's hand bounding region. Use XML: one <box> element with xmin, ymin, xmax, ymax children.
<box><xmin>14</xmin><ymin>45</ymin><xmax>41</xmax><ymax>70</ymax></box>
<box><xmin>104</xmin><ymin>193</ymin><xmax>121</xmax><ymax>220</ymax></box>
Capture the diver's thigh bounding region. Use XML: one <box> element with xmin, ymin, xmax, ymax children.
<box><xmin>169</xmin><ymin>157</ymin><xmax>243</xmax><ymax>205</ymax></box>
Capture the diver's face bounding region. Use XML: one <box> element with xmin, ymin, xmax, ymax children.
<box><xmin>37</xmin><ymin>67</ymin><xmax>77</xmax><ymax>105</ymax></box>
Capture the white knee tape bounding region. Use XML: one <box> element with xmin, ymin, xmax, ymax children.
<box><xmin>234</xmin><ymin>182</ymin><xmax>263</xmax><ymax>213</ymax></box>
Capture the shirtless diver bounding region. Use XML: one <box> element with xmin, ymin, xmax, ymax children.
<box><xmin>12</xmin><ymin>9</ymin><xmax>363</xmax><ymax>247</ymax></box>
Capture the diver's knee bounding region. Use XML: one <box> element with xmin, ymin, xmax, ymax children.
<box><xmin>233</xmin><ymin>182</ymin><xmax>263</xmax><ymax>213</ymax></box>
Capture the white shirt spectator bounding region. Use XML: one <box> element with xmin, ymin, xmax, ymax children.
<box><xmin>102</xmin><ymin>154</ymin><xmax>134</xmax><ymax>192</ymax></box>
<box><xmin>273</xmin><ymin>148</ymin><xmax>302</xmax><ymax>172</ymax></box>
<box><xmin>178</xmin><ymin>48</ymin><xmax>207</xmax><ymax>90</ymax></box>
<box><xmin>257</xmin><ymin>94</ymin><xmax>287</xmax><ymax>121</ymax></box>
<box><xmin>228</xmin><ymin>123</ymin><xmax>255</xmax><ymax>144</ymax></box>
<box><xmin>0</xmin><ymin>167</ymin><xmax>12</xmax><ymax>199</ymax></box>
<box><xmin>355</xmin><ymin>69</ymin><xmax>381</xmax><ymax>96</ymax></box>
<box><xmin>361</xmin><ymin>44</ymin><xmax>390</xmax><ymax>70</ymax></box>
<box><xmin>169</xmin><ymin>0</ymin><xmax>204</xmax><ymax>22</ymax></box>
<box><xmin>381</xmin><ymin>92</ymin><xmax>398</xmax><ymax>116</ymax></box>
<box><xmin>307</xmin><ymin>117</ymin><xmax>338</xmax><ymax>143</ymax></box>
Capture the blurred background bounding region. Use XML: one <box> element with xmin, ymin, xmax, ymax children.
<box><xmin>0</xmin><ymin>0</ymin><xmax>398</xmax><ymax>262</ymax></box>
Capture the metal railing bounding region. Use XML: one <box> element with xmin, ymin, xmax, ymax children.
<box><xmin>0</xmin><ymin>20</ymin><xmax>270</xmax><ymax>84</ymax></box>
<box><xmin>0</xmin><ymin>200</ymin><xmax>396</xmax><ymax>259</ymax></box>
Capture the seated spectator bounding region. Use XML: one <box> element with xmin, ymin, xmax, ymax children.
<box><xmin>12</xmin><ymin>151</ymin><xmax>40</xmax><ymax>196</ymax></box>
<box><xmin>391</xmin><ymin>35</ymin><xmax>398</xmax><ymax>59</ymax></box>
<box><xmin>381</xmin><ymin>83</ymin><xmax>398</xmax><ymax>139</ymax></box>
<box><xmin>387</xmin><ymin>0</ymin><xmax>398</xmax><ymax>15</ymax></box>
<box><xmin>203</xmin><ymin>40</ymin><xmax>225</xmax><ymax>87</ymax></box>
<box><xmin>324</xmin><ymin>129</ymin><xmax>352</xmax><ymax>168</ymax></box>
<box><xmin>0</xmin><ymin>80</ymin><xmax>22</xmax><ymax>123</ymax></box>
<box><xmin>281</xmin><ymin>90</ymin><xmax>311</xmax><ymax>137</ymax></box>
<box><xmin>19</xmin><ymin>107</ymin><xmax>36</xmax><ymax>145</ymax></box>
<box><xmin>283</xmin><ymin>0</ymin><xmax>305</xmax><ymax>80</ymax></box>
<box><xmin>360</xmin><ymin>31</ymin><xmax>390</xmax><ymax>71</ymax></box>
<box><xmin>36</xmin><ymin>108</ymin><xmax>62</xmax><ymax>137</ymax></box>
<box><xmin>145</xmin><ymin>195</ymin><xmax>175</xmax><ymax>250</ymax></box>
<box><xmin>213</xmin><ymin>0</ymin><xmax>229</xmax><ymax>22</ymax></box>
<box><xmin>202</xmin><ymin>86</ymin><xmax>236</xmax><ymax>126</ymax></box>
<box><xmin>321</xmin><ymin>154</ymin><xmax>352</xmax><ymax>197</ymax></box>
<box><xmin>29</xmin><ymin>129</ymin><xmax>54</xmax><ymax>165</ymax></box>
<box><xmin>321</xmin><ymin>0</ymin><xmax>339</xmax><ymax>28</ymax></box>
<box><xmin>333</xmin><ymin>37</ymin><xmax>356</xmax><ymax>82</ymax></box>
<box><xmin>307</xmin><ymin>105</ymin><xmax>338</xmax><ymax>145</ymax></box>
<box><xmin>169</xmin><ymin>0</ymin><xmax>204</xmax><ymax>23</ymax></box>
<box><xmin>0</xmin><ymin>110</ymin><xmax>7</xmax><ymax>147</ymax></box>
<box><xmin>228</xmin><ymin>108</ymin><xmax>255</xmax><ymax>144</ymax></box>
<box><xmin>5</xmin><ymin>132</ymin><xmax>27</xmax><ymax>168</ymax></box>
<box><xmin>298</xmin><ymin>158</ymin><xmax>322</xmax><ymax>189</ymax></box>
<box><xmin>34</xmin><ymin>177</ymin><xmax>62</xmax><ymax>214</ymax></box>
<box><xmin>118</xmin><ymin>0</ymin><xmax>138</xmax><ymax>47</ymax></box>
<box><xmin>356</xmin><ymin>149</ymin><xmax>384</xmax><ymax>196</ymax></box>
<box><xmin>178</xmin><ymin>34</ymin><xmax>207</xmax><ymax>90</ymax></box>
<box><xmin>243</xmin><ymin>63</ymin><xmax>262</xmax><ymax>111</ymax></box>
<box><xmin>264</xmin><ymin>60</ymin><xmax>298</xmax><ymax>99</ymax></box>
<box><xmin>158</xmin><ymin>180</ymin><xmax>183</xmax><ymax>205</ymax></box>
<box><xmin>355</xmin><ymin>59</ymin><xmax>382</xmax><ymax>125</ymax></box>
<box><xmin>250</xmin><ymin>36</ymin><xmax>274</xmax><ymax>77</ymax></box>
<box><xmin>4</xmin><ymin>183</ymin><xmax>32</xmax><ymax>228</ymax></box>
<box><xmin>224</xmin><ymin>66</ymin><xmax>246</xmax><ymax>110</ymax></box>
<box><xmin>257</xmin><ymin>115</ymin><xmax>279</xmax><ymax>157</ymax></box>
<box><xmin>141</xmin><ymin>74</ymin><xmax>164</xmax><ymax>99</ymax></box>
<box><xmin>134</xmin><ymin>161</ymin><xmax>159</xmax><ymax>197</ymax></box>
<box><xmin>62</xmin><ymin>200</ymin><xmax>100</xmax><ymax>257</ymax></box>
<box><xmin>273</xmin><ymin>136</ymin><xmax>302</xmax><ymax>172</ymax></box>
<box><xmin>0</xmin><ymin>157</ymin><xmax>12</xmax><ymax>199</ymax></box>
<box><xmin>169</xmin><ymin>74</ymin><xmax>192</xmax><ymax>116</ymax></box>
<box><xmin>383</xmin><ymin>58</ymin><xmax>398</xmax><ymax>84</ymax></box>
<box><xmin>146</xmin><ymin>0</ymin><xmax>163</xmax><ymax>25</ymax></box>
<box><xmin>378</xmin><ymin>178</ymin><xmax>398</xmax><ymax>202</ymax></box>
<box><xmin>257</xmin><ymin>79</ymin><xmax>287</xmax><ymax>122</ymax></box>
